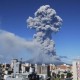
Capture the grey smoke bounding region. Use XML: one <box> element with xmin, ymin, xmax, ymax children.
<box><xmin>0</xmin><ymin>30</ymin><xmax>41</xmax><ymax>63</ymax></box>
<box><xmin>0</xmin><ymin>5</ymin><xmax>63</xmax><ymax>64</ymax></box>
<box><xmin>27</xmin><ymin>5</ymin><xmax>62</xmax><ymax>64</ymax></box>
<box><xmin>27</xmin><ymin>5</ymin><xmax>62</xmax><ymax>32</ymax></box>
<box><xmin>0</xmin><ymin>29</ymin><xmax>63</xmax><ymax>64</ymax></box>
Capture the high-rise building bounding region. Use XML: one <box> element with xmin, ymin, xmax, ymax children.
<box><xmin>72</xmin><ymin>60</ymin><xmax>80</xmax><ymax>80</ymax></box>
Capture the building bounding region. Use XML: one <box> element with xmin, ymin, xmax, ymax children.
<box><xmin>72</xmin><ymin>60</ymin><xmax>80</xmax><ymax>80</ymax></box>
<box><xmin>3</xmin><ymin>59</ymin><xmax>73</xmax><ymax>80</ymax></box>
<box><xmin>4</xmin><ymin>59</ymin><xmax>45</xmax><ymax>80</ymax></box>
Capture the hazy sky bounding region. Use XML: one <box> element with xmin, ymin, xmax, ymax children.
<box><xmin>0</xmin><ymin>0</ymin><xmax>80</xmax><ymax>63</ymax></box>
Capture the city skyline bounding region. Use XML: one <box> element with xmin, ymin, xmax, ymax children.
<box><xmin>0</xmin><ymin>0</ymin><xmax>80</xmax><ymax>63</ymax></box>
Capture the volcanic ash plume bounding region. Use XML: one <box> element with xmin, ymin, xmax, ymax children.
<box><xmin>27</xmin><ymin>5</ymin><xmax>62</xmax><ymax>63</ymax></box>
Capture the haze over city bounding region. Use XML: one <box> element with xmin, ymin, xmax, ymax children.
<box><xmin>0</xmin><ymin>0</ymin><xmax>80</xmax><ymax>63</ymax></box>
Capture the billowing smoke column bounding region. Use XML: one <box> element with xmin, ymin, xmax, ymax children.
<box><xmin>27</xmin><ymin>5</ymin><xmax>62</xmax><ymax>64</ymax></box>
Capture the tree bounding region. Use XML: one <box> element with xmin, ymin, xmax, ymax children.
<box><xmin>66</xmin><ymin>72</ymin><xmax>72</xmax><ymax>78</ymax></box>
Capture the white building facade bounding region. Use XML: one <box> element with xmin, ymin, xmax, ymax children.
<box><xmin>72</xmin><ymin>60</ymin><xmax>80</xmax><ymax>80</ymax></box>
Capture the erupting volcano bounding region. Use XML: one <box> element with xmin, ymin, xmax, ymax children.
<box><xmin>27</xmin><ymin>5</ymin><xmax>63</xmax><ymax>64</ymax></box>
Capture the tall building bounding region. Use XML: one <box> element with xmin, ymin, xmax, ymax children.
<box><xmin>72</xmin><ymin>60</ymin><xmax>80</xmax><ymax>80</ymax></box>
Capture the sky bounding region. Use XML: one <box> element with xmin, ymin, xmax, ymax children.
<box><xmin>0</xmin><ymin>0</ymin><xmax>80</xmax><ymax>63</ymax></box>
